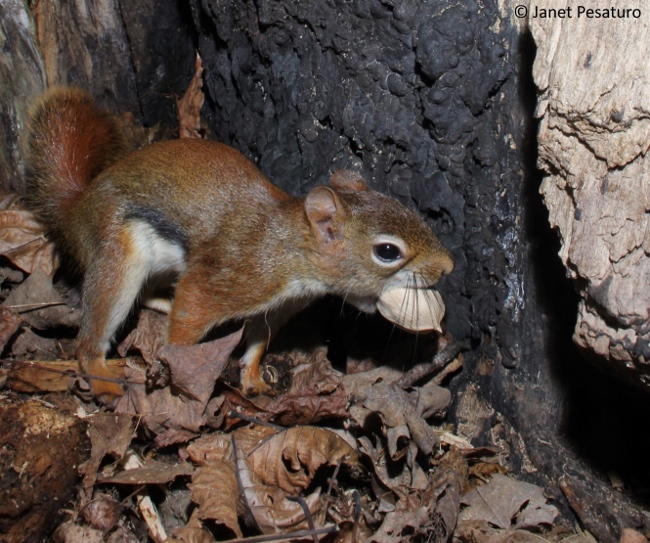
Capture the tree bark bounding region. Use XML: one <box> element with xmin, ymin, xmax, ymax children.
<box><xmin>532</xmin><ymin>0</ymin><xmax>650</xmax><ymax>389</ymax></box>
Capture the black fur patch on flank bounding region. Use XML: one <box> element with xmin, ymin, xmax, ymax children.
<box><xmin>124</xmin><ymin>204</ymin><xmax>188</xmax><ymax>249</ymax></box>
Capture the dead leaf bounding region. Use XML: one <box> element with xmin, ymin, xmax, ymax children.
<box><xmin>99</xmin><ymin>458</ymin><xmax>194</xmax><ymax>485</ymax></box>
<box><xmin>220</xmin><ymin>385</ymin><xmax>270</xmax><ymax>431</ymax></box>
<box><xmin>158</xmin><ymin>327</ymin><xmax>243</xmax><ymax>403</ymax></box>
<box><xmin>358</xmin><ymin>435</ymin><xmax>413</xmax><ymax>491</ymax></box>
<box><xmin>265</xmin><ymin>348</ymin><xmax>348</xmax><ymax>425</ymax></box>
<box><xmin>53</xmin><ymin>521</ymin><xmax>104</xmax><ymax>543</ymax></box>
<box><xmin>247</xmin><ymin>426</ymin><xmax>361</xmax><ymax>494</ymax></box>
<box><xmin>115</xmin><ymin>330</ymin><xmax>243</xmax><ymax>445</ymax></box>
<box><xmin>3</xmin><ymin>269</ymin><xmax>78</xmax><ymax>330</ymax></box>
<box><xmin>106</xmin><ymin>526</ymin><xmax>141</xmax><ymax>543</ymax></box>
<box><xmin>0</xmin><ymin>202</ymin><xmax>59</xmax><ymax>276</ymax></box>
<box><xmin>188</xmin><ymin>462</ymin><xmax>243</xmax><ymax>539</ymax></box>
<box><xmin>80</xmin><ymin>413</ymin><xmax>136</xmax><ymax>492</ymax></box>
<box><xmin>172</xmin><ymin>509</ymin><xmax>217</xmax><ymax>543</ymax></box>
<box><xmin>115</xmin><ymin>367</ymin><xmax>208</xmax><ymax>447</ymax></box>
<box><xmin>460</xmin><ymin>474</ymin><xmax>558</xmax><ymax>529</ymax></box>
<box><xmin>344</xmin><ymin>366</ymin><xmax>449</xmax><ymax>457</ymax></box>
<box><xmin>621</xmin><ymin>529</ymin><xmax>649</xmax><ymax>543</ymax></box>
<box><xmin>11</xmin><ymin>328</ymin><xmax>70</xmax><ymax>361</ymax></box>
<box><xmin>118</xmin><ymin>309</ymin><xmax>168</xmax><ymax>366</ymax></box>
<box><xmin>235</xmin><ymin>438</ymin><xmax>322</xmax><ymax>535</ymax></box>
<box><xmin>185</xmin><ymin>433</ymin><xmax>233</xmax><ymax>465</ymax></box>
<box><xmin>370</xmin><ymin>469</ymin><xmax>461</xmax><ymax>543</ymax></box>
<box><xmin>0</xmin><ymin>306</ymin><xmax>22</xmax><ymax>351</ymax></box>
<box><xmin>185</xmin><ymin>424</ymin><xmax>277</xmax><ymax>466</ymax></box>
<box><xmin>177</xmin><ymin>53</ymin><xmax>205</xmax><ymax>139</ymax></box>
<box><xmin>454</xmin><ymin>520</ymin><xmax>559</xmax><ymax>543</ymax></box>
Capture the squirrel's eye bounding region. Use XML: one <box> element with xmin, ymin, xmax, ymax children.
<box><xmin>373</xmin><ymin>243</ymin><xmax>402</xmax><ymax>262</ymax></box>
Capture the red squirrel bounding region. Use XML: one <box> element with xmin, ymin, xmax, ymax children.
<box><xmin>26</xmin><ymin>87</ymin><xmax>454</xmax><ymax>403</ymax></box>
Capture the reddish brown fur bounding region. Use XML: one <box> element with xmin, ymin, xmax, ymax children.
<box><xmin>27</xmin><ymin>88</ymin><xmax>127</xmax><ymax>256</ymax></box>
<box><xmin>27</xmin><ymin>87</ymin><xmax>454</xmax><ymax>403</ymax></box>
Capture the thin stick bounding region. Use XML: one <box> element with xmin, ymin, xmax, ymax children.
<box><xmin>226</xmin><ymin>525</ymin><xmax>339</xmax><ymax>543</ymax></box>
<box><xmin>6</xmin><ymin>301</ymin><xmax>67</xmax><ymax>312</ymax></box>
<box><xmin>397</xmin><ymin>340</ymin><xmax>467</xmax><ymax>388</ymax></box>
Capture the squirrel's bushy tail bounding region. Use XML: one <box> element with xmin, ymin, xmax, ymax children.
<box><xmin>27</xmin><ymin>87</ymin><xmax>127</xmax><ymax>232</ymax></box>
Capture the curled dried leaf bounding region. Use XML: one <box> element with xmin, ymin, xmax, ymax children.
<box><xmin>0</xmin><ymin>207</ymin><xmax>59</xmax><ymax>276</ymax></box>
<box><xmin>236</xmin><ymin>441</ymin><xmax>322</xmax><ymax>535</ymax></box>
<box><xmin>188</xmin><ymin>463</ymin><xmax>243</xmax><ymax>539</ymax></box>
<box><xmin>247</xmin><ymin>426</ymin><xmax>361</xmax><ymax>494</ymax></box>
<box><xmin>377</xmin><ymin>286</ymin><xmax>445</xmax><ymax>332</ymax></box>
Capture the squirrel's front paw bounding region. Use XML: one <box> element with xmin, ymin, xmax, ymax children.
<box><xmin>240</xmin><ymin>368</ymin><xmax>271</xmax><ymax>396</ymax></box>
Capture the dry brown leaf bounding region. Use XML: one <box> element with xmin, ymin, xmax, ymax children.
<box><xmin>370</xmin><ymin>470</ymin><xmax>460</xmax><ymax>543</ymax></box>
<box><xmin>265</xmin><ymin>348</ymin><xmax>348</xmax><ymax>425</ymax></box>
<box><xmin>0</xmin><ymin>306</ymin><xmax>23</xmax><ymax>351</ymax></box>
<box><xmin>459</xmin><ymin>474</ymin><xmax>558</xmax><ymax>529</ymax></box>
<box><xmin>344</xmin><ymin>366</ymin><xmax>450</xmax><ymax>457</ymax></box>
<box><xmin>0</xmin><ymin>206</ymin><xmax>58</xmax><ymax>276</ymax></box>
<box><xmin>287</xmin><ymin>347</ymin><xmax>342</xmax><ymax>394</ymax></box>
<box><xmin>80</xmin><ymin>413</ymin><xmax>136</xmax><ymax>493</ymax></box>
<box><xmin>185</xmin><ymin>432</ymin><xmax>234</xmax><ymax>466</ymax></box>
<box><xmin>188</xmin><ymin>462</ymin><xmax>243</xmax><ymax>539</ymax></box>
<box><xmin>177</xmin><ymin>53</ymin><xmax>205</xmax><ymax>139</ymax></box>
<box><xmin>235</xmin><ymin>440</ymin><xmax>322</xmax><ymax>535</ymax></box>
<box><xmin>247</xmin><ymin>426</ymin><xmax>361</xmax><ymax>494</ymax></box>
<box><xmin>2</xmin><ymin>269</ymin><xmax>78</xmax><ymax>330</ymax></box>
<box><xmin>358</xmin><ymin>435</ymin><xmax>413</xmax><ymax>491</ymax></box>
<box><xmin>115</xmin><ymin>330</ymin><xmax>243</xmax><ymax>445</ymax></box>
<box><xmin>621</xmin><ymin>529</ymin><xmax>649</xmax><ymax>543</ymax></box>
<box><xmin>106</xmin><ymin>526</ymin><xmax>140</xmax><ymax>543</ymax></box>
<box><xmin>158</xmin><ymin>327</ymin><xmax>243</xmax><ymax>403</ymax></box>
<box><xmin>10</xmin><ymin>328</ymin><xmax>72</xmax><ymax>361</ymax></box>
<box><xmin>117</xmin><ymin>309</ymin><xmax>168</xmax><ymax>366</ymax></box>
<box><xmin>115</xmin><ymin>366</ymin><xmax>210</xmax><ymax>447</ymax></box>
<box><xmin>172</xmin><ymin>509</ymin><xmax>217</xmax><ymax>543</ymax></box>
<box><xmin>53</xmin><ymin>521</ymin><xmax>104</xmax><ymax>543</ymax></box>
<box><xmin>99</xmin><ymin>459</ymin><xmax>194</xmax><ymax>485</ymax></box>
<box><xmin>454</xmin><ymin>521</ymin><xmax>559</xmax><ymax>543</ymax></box>
<box><xmin>220</xmin><ymin>385</ymin><xmax>270</xmax><ymax>431</ymax></box>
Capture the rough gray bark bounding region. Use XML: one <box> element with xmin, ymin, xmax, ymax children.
<box><xmin>531</xmin><ymin>1</ymin><xmax>650</xmax><ymax>388</ymax></box>
<box><xmin>0</xmin><ymin>0</ymin><xmax>46</xmax><ymax>193</ymax></box>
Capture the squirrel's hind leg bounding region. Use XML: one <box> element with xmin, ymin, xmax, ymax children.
<box><xmin>77</xmin><ymin>226</ymin><xmax>155</xmax><ymax>404</ymax></box>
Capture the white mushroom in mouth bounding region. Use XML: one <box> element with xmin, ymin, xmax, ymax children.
<box><xmin>377</xmin><ymin>286</ymin><xmax>445</xmax><ymax>333</ymax></box>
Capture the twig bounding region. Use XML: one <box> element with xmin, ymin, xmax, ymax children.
<box><xmin>226</xmin><ymin>525</ymin><xmax>339</xmax><ymax>543</ymax></box>
<box><xmin>122</xmin><ymin>451</ymin><xmax>168</xmax><ymax>543</ymax></box>
<box><xmin>397</xmin><ymin>340</ymin><xmax>468</xmax><ymax>388</ymax></box>
<box><xmin>228</xmin><ymin>410</ymin><xmax>285</xmax><ymax>430</ymax></box>
<box><xmin>351</xmin><ymin>489</ymin><xmax>361</xmax><ymax>542</ymax></box>
<box><xmin>286</xmin><ymin>495</ymin><xmax>318</xmax><ymax>543</ymax></box>
<box><xmin>6</xmin><ymin>301</ymin><xmax>67</xmax><ymax>312</ymax></box>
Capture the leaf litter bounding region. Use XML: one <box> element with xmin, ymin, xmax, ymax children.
<box><xmin>0</xmin><ymin>62</ymin><xmax>569</xmax><ymax>543</ymax></box>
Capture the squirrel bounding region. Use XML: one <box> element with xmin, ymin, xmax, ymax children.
<box><xmin>26</xmin><ymin>87</ymin><xmax>454</xmax><ymax>404</ymax></box>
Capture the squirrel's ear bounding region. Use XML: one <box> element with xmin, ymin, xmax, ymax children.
<box><xmin>329</xmin><ymin>170</ymin><xmax>368</xmax><ymax>192</ymax></box>
<box><xmin>305</xmin><ymin>186</ymin><xmax>343</xmax><ymax>243</ymax></box>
